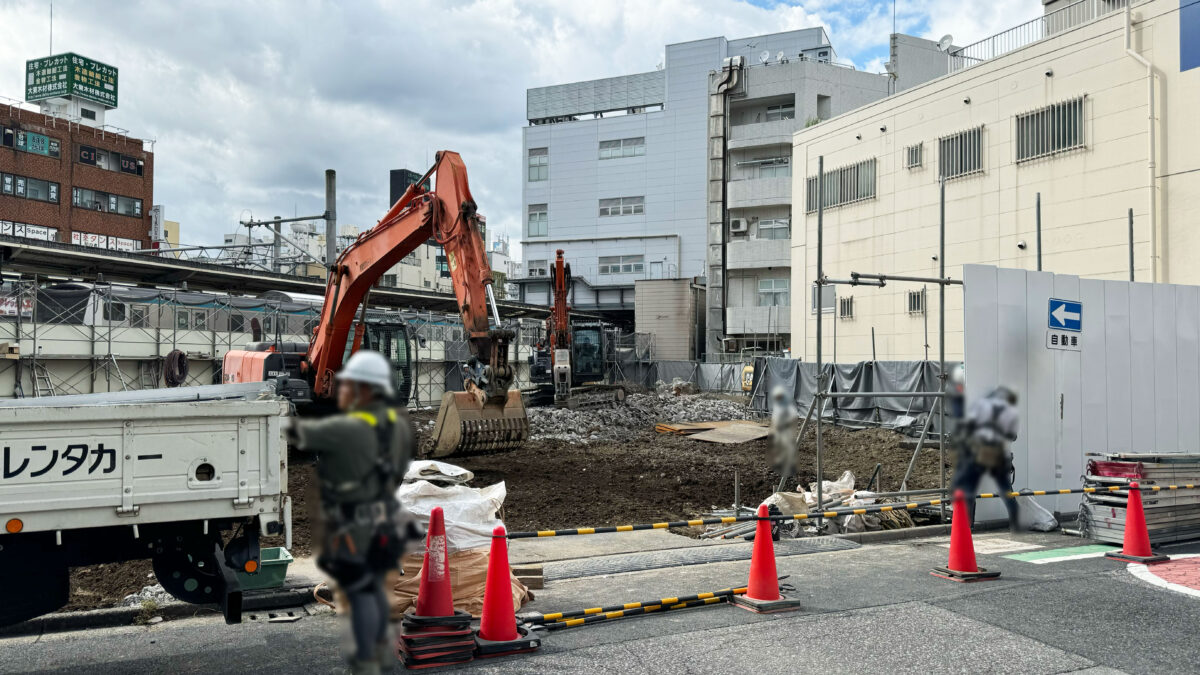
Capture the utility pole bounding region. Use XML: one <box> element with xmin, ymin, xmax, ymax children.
<box><xmin>272</xmin><ymin>216</ymin><xmax>282</xmax><ymax>274</ymax></box>
<box><xmin>325</xmin><ymin>170</ymin><xmax>337</xmax><ymax>271</ymax></box>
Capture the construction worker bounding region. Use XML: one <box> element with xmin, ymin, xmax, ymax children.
<box><xmin>951</xmin><ymin>385</ymin><xmax>1020</xmax><ymax>530</ymax></box>
<box><xmin>292</xmin><ymin>350</ymin><xmax>414</xmax><ymax>675</ymax></box>
<box><xmin>768</xmin><ymin>385</ymin><xmax>800</xmax><ymax>483</ymax></box>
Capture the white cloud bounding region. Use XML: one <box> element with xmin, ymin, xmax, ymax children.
<box><xmin>0</xmin><ymin>0</ymin><xmax>1036</xmax><ymax>259</ymax></box>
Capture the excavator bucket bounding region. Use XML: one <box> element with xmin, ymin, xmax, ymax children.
<box><xmin>428</xmin><ymin>389</ymin><xmax>529</xmax><ymax>457</ymax></box>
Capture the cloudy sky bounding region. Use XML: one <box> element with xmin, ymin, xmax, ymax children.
<box><xmin>0</xmin><ymin>0</ymin><xmax>1038</xmax><ymax>258</ymax></box>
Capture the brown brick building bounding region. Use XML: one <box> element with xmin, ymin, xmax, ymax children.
<box><xmin>0</xmin><ymin>102</ymin><xmax>154</xmax><ymax>249</ymax></box>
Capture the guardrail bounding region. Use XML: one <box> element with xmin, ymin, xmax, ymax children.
<box><xmin>950</xmin><ymin>0</ymin><xmax>1130</xmax><ymax>72</ymax></box>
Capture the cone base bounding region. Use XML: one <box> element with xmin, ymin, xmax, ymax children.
<box><xmin>731</xmin><ymin>594</ymin><xmax>803</xmax><ymax>614</ymax></box>
<box><xmin>475</xmin><ymin>624</ymin><xmax>541</xmax><ymax>658</ymax></box>
<box><xmin>931</xmin><ymin>566</ymin><xmax>1001</xmax><ymax>583</ymax></box>
<box><xmin>402</xmin><ymin>608</ymin><xmax>474</xmax><ymax>633</ymax></box>
<box><xmin>1105</xmin><ymin>551</ymin><xmax>1170</xmax><ymax>565</ymax></box>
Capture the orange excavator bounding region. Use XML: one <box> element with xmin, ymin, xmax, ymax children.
<box><xmin>223</xmin><ymin>151</ymin><xmax>528</xmax><ymax>457</ymax></box>
<box><xmin>529</xmin><ymin>248</ymin><xmax>625</xmax><ymax>409</ymax></box>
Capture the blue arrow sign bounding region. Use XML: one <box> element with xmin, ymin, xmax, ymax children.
<box><xmin>1048</xmin><ymin>298</ymin><xmax>1082</xmax><ymax>332</ymax></box>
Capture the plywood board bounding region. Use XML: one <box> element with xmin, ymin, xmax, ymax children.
<box><xmin>690</xmin><ymin>424</ymin><xmax>769</xmax><ymax>444</ymax></box>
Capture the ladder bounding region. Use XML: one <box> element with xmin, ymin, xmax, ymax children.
<box><xmin>139</xmin><ymin>360</ymin><xmax>161</xmax><ymax>389</ymax></box>
<box><xmin>105</xmin><ymin>354</ymin><xmax>129</xmax><ymax>392</ymax></box>
<box><xmin>32</xmin><ymin>362</ymin><xmax>56</xmax><ymax>398</ymax></box>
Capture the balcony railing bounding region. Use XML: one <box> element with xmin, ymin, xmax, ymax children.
<box><xmin>949</xmin><ymin>0</ymin><xmax>1130</xmax><ymax>72</ymax></box>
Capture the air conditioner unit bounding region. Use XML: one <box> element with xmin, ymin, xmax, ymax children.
<box><xmin>729</xmin><ymin>218</ymin><xmax>749</xmax><ymax>233</ymax></box>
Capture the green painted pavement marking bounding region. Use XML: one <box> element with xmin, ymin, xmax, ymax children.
<box><xmin>1003</xmin><ymin>544</ymin><xmax>1118</xmax><ymax>564</ymax></box>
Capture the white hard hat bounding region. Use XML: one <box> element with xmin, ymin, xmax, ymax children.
<box><xmin>337</xmin><ymin>350</ymin><xmax>394</xmax><ymax>396</ymax></box>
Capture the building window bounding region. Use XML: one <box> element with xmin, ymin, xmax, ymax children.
<box><xmin>805</xmin><ymin>158</ymin><xmax>877</xmax><ymax>213</ymax></box>
<box><xmin>401</xmin><ymin>251</ymin><xmax>419</xmax><ymax>266</ymax></box>
<box><xmin>1016</xmin><ymin>95</ymin><xmax>1086</xmax><ymax>163</ymax></box>
<box><xmin>598</xmin><ymin>196</ymin><xmax>644</xmax><ymax>217</ymax></box>
<box><xmin>756</xmin><ymin>158</ymin><xmax>791</xmax><ymax>178</ymax></box>
<box><xmin>598</xmin><ymin>137</ymin><xmax>645</xmax><ymax>160</ymax></box>
<box><xmin>176</xmin><ymin>310</ymin><xmax>189</xmax><ymax>330</ymax></box>
<box><xmin>904</xmin><ymin>143</ymin><xmax>923</xmax><ymax>169</ymax></box>
<box><xmin>382</xmin><ymin>274</ymin><xmax>398</xmax><ymax>287</ymax></box>
<box><xmin>78</xmin><ymin>145</ymin><xmax>144</xmax><ymax>176</ymax></box>
<box><xmin>528</xmin><ymin>147</ymin><xmax>548</xmax><ymax>181</ymax></box>
<box><xmin>907</xmin><ymin>289</ymin><xmax>926</xmax><ymax>314</ymax></box>
<box><xmin>598</xmin><ymin>255</ymin><xmax>644</xmax><ymax>275</ymax></box>
<box><xmin>527</xmin><ymin>204</ymin><xmax>548</xmax><ymax>237</ymax></box>
<box><xmin>230</xmin><ymin>313</ymin><xmax>245</xmax><ymax>333</ymax></box>
<box><xmin>103</xmin><ymin>300</ymin><xmax>126</xmax><ymax>322</ymax></box>
<box><xmin>130</xmin><ymin>305</ymin><xmax>149</xmax><ymax>329</ymax></box>
<box><xmin>757</xmin><ymin>218</ymin><xmax>790</xmax><ymax>240</ymax></box>
<box><xmin>939</xmin><ymin>126</ymin><xmax>984</xmax><ymax>180</ymax></box>
<box><xmin>758</xmin><ymin>279</ymin><xmax>790</xmax><ymax>307</ymax></box>
<box><xmin>262</xmin><ymin>316</ymin><xmax>274</xmax><ymax>334</ymax></box>
<box><xmin>811</xmin><ymin>284</ymin><xmax>834</xmax><ymax>314</ymax></box>
<box><xmin>527</xmin><ymin>259</ymin><xmax>548</xmax><ymax>277</ymax></box>
<box><xmin>0</xmin><ymin>172</ymin><xmax>60</xmax><ymax>203</ymax></box>
<box><xmin>71</xmin><ymin>187</ymin><xmax>142</xmax><ymax>217</ymax></box>
<box><xmin>192</xmin><ymin>311</ymin><xmax>208</xmax><ymax>331</ymax></box>
<box><xmin>839</xmin><ymin>295</ymin><xmax>854</xmax><ymax>319</ymax></box>
<box><xmin>765</xmin><ymin>103</ymin><xmax>795</xmax><ymax>122</ymax></box>
<box><xmin>80</xmin><ymin>108</ymin><xmax>97</xmax><ymax>121</ymax></box>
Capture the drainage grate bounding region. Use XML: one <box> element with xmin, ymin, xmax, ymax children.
<box><xmin>543</xmin><ymin>536</ymin><xmax>860</xmax><ymax>581</ymax></box>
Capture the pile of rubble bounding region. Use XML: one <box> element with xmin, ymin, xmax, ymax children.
<box><xmin>527</xmin><ymin>389</ymin><xmax>751</xmax><ymax>444</ymax></box>
<box><xmin>121</xmin><ymin>583</ymin><xmax>174</xmax><ymax>607</ymax></box>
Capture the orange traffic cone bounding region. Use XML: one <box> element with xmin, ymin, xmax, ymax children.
<box><xmin>732</xmin><ymin>504</ymin><xmax>803</xmax><ymax>613</ymax></box>
<box><xmin>400</xmin><ymin>506</ymin><xmax>474</xmax><ymax>669</ymax></box>
<box><xmin>932</xmin><ymin>489</ymin><xmax>1001</xmax><ymax>582</ymax></box>
<box><xmin>1105</xmin><ymin>482</ymin><xmax>1170</xmax><ymax>564</ymax></box>
<box><xmin>475</xmin><ymin>526</ymin><xmax>541</xmax><ymax>658</ymax></box>
<box><xmin>415</xmin><ymin>506</ymin><xmax>455</xmax><ymax>617</ymax></box>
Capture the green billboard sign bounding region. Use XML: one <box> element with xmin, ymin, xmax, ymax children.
<box><xmin>25</xmin><ymin>53</ymin><xmax>118</xmax><ymax>108</ymax></box>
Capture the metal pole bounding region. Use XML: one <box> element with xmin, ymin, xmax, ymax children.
<box><xmin>871</xmin><ymin>327</ymin><xmax>877</xmax><ymax>362</ymax></box>
<box><xmin>1035</xmin><ymin>192</ymin><xmax>1042</xmax><ymax>271</ymax></box>
<box><xmin>815</xmin><ymin>156</ymin><xmax>825</xmax><ymax>524</ymax></box>
<box><xmin>272</xmin><ymin>216</ymin><xmax>282</xmax><ymax>274</ymax></box>
<box><xmin>325</xmin><ymin>169</ymin><xmax>337</xmax><ymax>271</ymax></box>
<box><xmin>938</xmin><ymin>176</ymin><xmax>947</xmax><ymax>523</ymax></box>
<box><xmin>1129</xmin><ymin>208</ymin><xmax>1135</xmax><ymax>282</ymax></box>
<box><xmin>923</xmin><ymin>284</ymin><xmax>929</xmax><ymax>361</ymax></box>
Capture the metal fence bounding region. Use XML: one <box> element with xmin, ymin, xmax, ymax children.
<box><xmin>950</xmin><ymin>0</ymin><xmax>1130</xmax><ymax>72</ymax></box>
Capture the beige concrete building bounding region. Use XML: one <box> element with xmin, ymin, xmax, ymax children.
<box><xmin>790</xmin><ymin>0</ymin><xmax>1199</xmax><ymax>362</ymax></box>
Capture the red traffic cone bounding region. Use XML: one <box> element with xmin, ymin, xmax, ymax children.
<box><xmin>731</xmin><ymin>504</ymin><xmax>802</xmax><ymax>613</ymax></box>
<box><xmin>1106</xmin><ymin>482</ymin><xmax>1170</xmax><ymax>564</ymax></box>
<box><xmin>474</xmin><ymin>526</ymin><xmax>541</xmax><ymax>658</ymax></box>
<box><xmin>932</xmin><ymin>490</ymin><xmax>1001</xmax><ymax>582</ymax></box>
<box><xmin>415</xmin><ymin>506</ymin><xmax>455</xmax><ymax>617</ymax></box>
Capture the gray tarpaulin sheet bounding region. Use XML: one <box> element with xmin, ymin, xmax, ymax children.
<box><xmin>749</xmin><ymin>358</ymin><xmax>958</xmax><ymax>431</ymax></box>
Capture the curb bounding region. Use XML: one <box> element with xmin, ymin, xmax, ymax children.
<box><xmin>834</xmin><ymin>523</ymin><xmax>952</xmax><ymax>545</ymax></box>
<box><xmin>0</xmin><ymin>584</ymin><xmax>316</xmax><ymax>638</ymax></box>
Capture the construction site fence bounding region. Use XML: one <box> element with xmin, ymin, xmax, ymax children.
<box><xmin>607</xmin><ymin>359</ymin><xmax>748</xmax><ymax>394</ymax></box>
<box><xmin>748</xmin><ymin>357</ymin><xmax>961</xmax><ymax>432</ymax></box>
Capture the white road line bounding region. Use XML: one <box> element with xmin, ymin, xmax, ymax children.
<box><xmin>1127</xmin><ymin>553</ymin><xmax>1200</xmax><ymax>600</ymax></box>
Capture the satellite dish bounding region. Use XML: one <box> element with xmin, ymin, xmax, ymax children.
<box><xmin>937</xmin><ymin>34</ymin><xmax>954</xmax><ymax>53</ymax></box>
<box><xmin>883</xmin><ymin>60</ymin><xmax>895</xmax><ymax>75</ymax></box>
<box><xmin>776</xmin><ymin>51</ymin><xmax>787</xmax><ymax>63</ymax></box>
<box><xmin>759</xmin><ymin>50</ymin><xmax>771</xmax><ymax>65</ymax></box>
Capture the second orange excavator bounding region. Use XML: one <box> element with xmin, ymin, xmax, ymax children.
<box><xmin>223</xmin><ymin>151</ymin><xmax>528</xmax><ymax>457</ymax></box>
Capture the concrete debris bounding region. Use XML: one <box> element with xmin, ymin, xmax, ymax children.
<box><xmin>656</xmin><ymin>378</ymin><xmax>700</xmax><ymax>396</ymax></box>
<box><xmin>120</xmin><ymin>583</ymin><xmax>174</xmax><ymax>607</ymax></box>
<box><xmin>528</xmin><ymin>392</ymin><xmax>751</xmax><ymax>444</ymax></box>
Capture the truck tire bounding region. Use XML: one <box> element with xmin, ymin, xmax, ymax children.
<box><xmin>0</xmin><ymin>555</ymin><xmax>68</xmax><ymax>626</ymax></box>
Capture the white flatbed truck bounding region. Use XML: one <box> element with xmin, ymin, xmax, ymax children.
<box><xmin>0</xmin><ymin>382</ymin><xmax>292</xmax><ymax>626</ymax></box>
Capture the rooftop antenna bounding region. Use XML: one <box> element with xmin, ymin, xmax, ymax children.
<box><xmin>49</xmin><ymin>0</ymin><xmax>53</xmax><ymax>54</ymax></box>
<box><xmin>759</xmin><ymin>50</ymin><xmax>771</xmax><ymax>65</ymax></box>
<box><xmin>776</xmin><ymin>51</ymin><xmax>787</xmax><ymax>64</ymax></box>
<box><xmin>937</xmin><ymin>34</ymin><xmax>954</xmax><ymax>53</ymax></box>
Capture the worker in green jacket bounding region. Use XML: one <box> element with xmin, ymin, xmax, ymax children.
<box><xmin>293</xmin><ymin>350</ymin><xmax>414</xmax><ymax>675</ymax></box>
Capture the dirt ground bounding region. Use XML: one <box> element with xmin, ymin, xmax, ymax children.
<box><xmin>65</xmin><ymin>400</ymin><xmax>948</xmax><ymax>610</ymax></box>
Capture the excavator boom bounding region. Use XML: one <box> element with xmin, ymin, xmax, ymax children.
<box><xmin>307</xmin><ymin>150</ymin><xmax>527</xmax><ymax>456</ymax></box>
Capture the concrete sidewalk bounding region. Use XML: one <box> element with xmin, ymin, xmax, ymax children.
<box><xmin>2</xmin><ymin>532</ymin><xmax>1197</xmax><ymax>674</ymax></box>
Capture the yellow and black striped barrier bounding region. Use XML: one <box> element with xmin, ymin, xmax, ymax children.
<box><xmin>525</xmin><ymin>587</ymin><xmax>747</xmax><ymax>625</ymax></box>
<box><xmin>538</xmin><ymin>596</ymin><xmax>729</xmax><ymax>630</ymax></box>
<box><xmin>505</xmin><ymin>484</ymin><xmax>1197</xmax><ymax>540</ymax></box>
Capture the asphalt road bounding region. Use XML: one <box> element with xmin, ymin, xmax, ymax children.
<box><xmin>3</xmin><ymin>532</ymin><xmax>1198</xmax><ymax>674</ymax></box>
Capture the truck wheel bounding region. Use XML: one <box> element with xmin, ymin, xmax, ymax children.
<box><xmin>0</xmin><ymin>556</ymin><xmax>68</xmax><ymax>626</ymax></box>
<box><xmin>151</xmin><ymin>534</ymin><xmax>228</xmax><ymax>605</ymax></box>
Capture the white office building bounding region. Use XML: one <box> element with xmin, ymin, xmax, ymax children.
<box><xmin>514</xmin><ymin>28</ymin><xmax>847</xmax><ymax>324</ymax></box>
